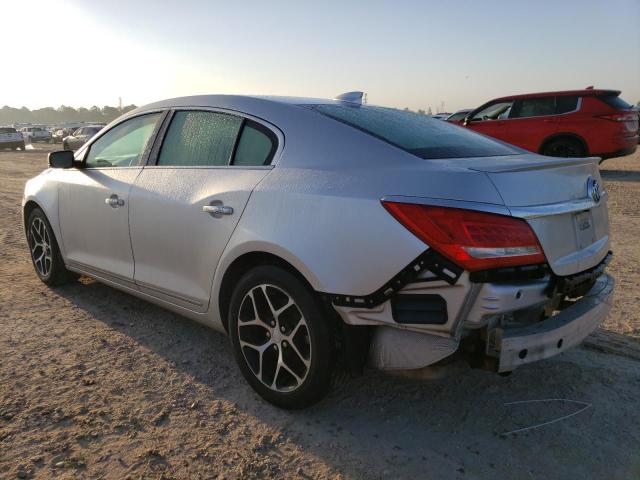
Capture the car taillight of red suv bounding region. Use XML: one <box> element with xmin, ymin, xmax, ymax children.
<box><xmin>459</xmin><ymin>88</ymin><xmax>638</xmax><ymax>163</ymax></box>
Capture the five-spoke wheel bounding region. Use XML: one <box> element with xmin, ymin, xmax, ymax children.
<box><xmin>229</xmin><ymin>265</ymin><xmax>333</xmax><ymax>409</ymax></box>
<box><xmin>26</xmin><ymin>208</ymin><xmax>78</xmax><ymax>285</ymax></box>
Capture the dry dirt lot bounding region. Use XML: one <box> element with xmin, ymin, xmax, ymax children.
<box><xmin>1</xmin><ymin>144</ymin><xmax>640</xmax><ymax>479</ymax></box>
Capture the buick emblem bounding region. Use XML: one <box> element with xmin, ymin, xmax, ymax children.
<box><xmin>587</xmin><ymin>177</ymin><xmax>601</xmax><ymax>203</ymax></box>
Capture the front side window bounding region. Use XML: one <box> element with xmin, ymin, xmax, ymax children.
<box><xmin>157</xmin><ymin>111</ymin><xmax>242</xmax><ymax>167</ymax></box>
<box><xmin>85</xmin><ymin>113</ymin><xmax>161</xmax><ymax>168</ymax></box>
<box><xmin>310</xmin><ymin>104</ymin><xmax>519</xmax><ymax>159</ymax></box>
<box><xmin>511</xmin><ymin>97</ymin><xmax>556</xmax><ymax>118</ymax></box>
<box><xmin>471</xmin><ymin>101</ymin><xmax>513</xmax><ymax>121</ymax></box>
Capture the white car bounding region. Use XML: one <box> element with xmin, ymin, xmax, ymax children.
<box><xmin>19</xmin><ymin>126</ymin><xmax>51</xmax><ymax>143</ymax></box>
<box><xmin>22</xmin><ymin>93</ymin><xmax>614</xmax><ymax>408</ymax></box>
<box><xmin>0</xmin><ymin>127</ymin><xmax>26</xmax><ymax>150</ymax></box>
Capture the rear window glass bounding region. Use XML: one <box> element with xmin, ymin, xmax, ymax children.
<box><xmin>309</xmin><ymin>104</ymin><xmax>518</xmax><ymax>159</ymax></box>
<box><xmin>597</xmin><ymin>94</ymin><xmax>632</xmax><ymax>110</ymax></box>
<box><xmin>0</xmin><ymin>128</ymin><xmax>17</xmax><ymax>134</ymax></box>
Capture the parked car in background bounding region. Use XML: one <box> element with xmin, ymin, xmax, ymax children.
<box><xmin>51</xmin><ymin>127</ymin><xmax>77</xmax><ymax>144</ymax></box>
<box><xmin>62</xmin><ymin>125</ymin><xmax>103</xmax><ymax>150</ymax></box>
<box><xmin>454</xmin><ymin>89</ymin><xmax>638</xmax><ymax>161</ymax></box>
<box><xmin>24</xmin><ymin>93</ymin><xmax>614</xmax><ymax>408</ymax></box>
<box><xmin>19</xmin><ymin>126</ymin><xmax>52</xmax><ymax>143</ymax></box>
<box><xmin>445</xmin><ymin>109</ymin><xmax>472</xmax><ymax>122</ymax></box>
<box><xmin>0</xmin><ymin>127</ymin><xmax>26</xmax><ymax>150</ymax></box>
<box><xmin>430</xmin><ymin>113</ymin><xmax>451</xmax><ymax>120</ymax></box>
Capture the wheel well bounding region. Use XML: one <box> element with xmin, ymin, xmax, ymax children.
<box><xmin>23</xmin><ymin>200</ymin><xmax>42</xmax><ymax>233</ymax></box>
<box><xmin>539</xmin><ymin>133</ymin><xmax>589</xmax><ymax>156</ymax></box>
<box><xmin>218</xmin><ymin>251</ymin><xmax>318</xmax><ymax>333</ymax></box>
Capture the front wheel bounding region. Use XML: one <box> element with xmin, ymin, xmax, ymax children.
<box><xmin>26</xmin><ymin>208</ymin><xmax>78</xmax><ymax>285</ymax></box>
<box><xmin>228</xmin><ymin>265</ymin><xmax>334</xmax><ymax>409</ymax></box>
<box><xmin>541</xmin><ymin>138</ymin><xmax>586</xmax><ymax>158</ymax></box>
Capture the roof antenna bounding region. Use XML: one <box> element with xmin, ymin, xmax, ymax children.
<box><xmin>334</xmin><ymin>91</ymin><xmax>364</xmax><ymax>104</ymax></box>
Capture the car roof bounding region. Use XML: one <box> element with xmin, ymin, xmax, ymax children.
<box><xmin>488</xmin><ymin>89</ymin><xmax>620</xmax><ymax>103</ymax></box>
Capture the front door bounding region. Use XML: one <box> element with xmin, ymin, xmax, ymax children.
<box><xmin>58</xmin><ymin>112</ymin><xmax>163</xmax><ymax>285</ymax></box>
<box><xmin>129</xmin><ymin>110</ymin><xmax>278</xmax><ymax>311</ymax></box>
<box><xmin>466</xmin><ymin>100</ymin><xmax>513</xmax><ymax>144</ymax></box>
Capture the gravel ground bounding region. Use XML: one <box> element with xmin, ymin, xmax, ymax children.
<box><xmin>1</xmin><ymin>144</ymin><xmax>639</xmax><ymax>479</ymax></box>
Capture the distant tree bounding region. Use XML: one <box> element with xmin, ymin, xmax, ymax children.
<box><xmin>417</xmin><ymin>109</ymin><xmax>426</xmax><ymax>115</ymax></box>
<box><xmin>427</xmin><ymin>107</ymin><xmax>432</xmax><ymax>115</ymax></box>
<box><xmin>0</xmin><ymin>104</ymin><xmax>137</xmax><ymax>125</ymax></box>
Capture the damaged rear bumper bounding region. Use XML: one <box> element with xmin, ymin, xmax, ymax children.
<box><xmin>492</xmin><ymin>273</ymin><xmax>614</xmax><ymax>372</ymax></box>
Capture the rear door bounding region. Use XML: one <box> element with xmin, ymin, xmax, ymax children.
<box><xmin>506</xmin><ymin>96</ymin><xmax>576</xmax><ymax>152</ymax></box>
<box><xmin>128</xmin><ymin>109</ymin><xmax>279</xmax><ymax>312</ymax></box>
<box><xmin>58</xmin><ymin>112</ymin><xmax>164</xmax><ymax>285</ymax></box>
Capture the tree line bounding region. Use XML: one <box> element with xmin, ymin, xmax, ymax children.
<box><xmin>0</xmin><ymin>105</ymin><xmax>138</xmax><ymax>126</ymax></box>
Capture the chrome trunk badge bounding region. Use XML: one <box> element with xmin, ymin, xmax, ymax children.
<box><xmin>587</xmin><ymin>176</ymin><xmax>601</xmax><ymax>203</ymax></box>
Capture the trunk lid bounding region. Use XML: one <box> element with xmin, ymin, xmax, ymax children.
<box><xmin>446</xmin><ymin>153</ymin><xmax>610</xmax><ymax>276</ymax></box>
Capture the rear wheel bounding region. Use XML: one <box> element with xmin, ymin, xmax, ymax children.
<box><xmin>228</xmin><ymin>265</ymin><xmax>334</xmax><ymax>409</ymax></box>
<box><xmin>541</xmin><ymin>137</ymin><xmax>586</xmax><ymax>158</ymax></box>
<box><xmin>27</xmin><ymin>208</ymin><xmax>78</xmax><ymax>286</ymax></box>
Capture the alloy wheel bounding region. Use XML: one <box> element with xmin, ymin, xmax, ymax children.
<box><xmin>29</xmin><ymin>217</ymin><xmax>53</xmax><ymax>277</ymax></box>
<box><xmin>237</xmin><ymin>284</ymin><xmax>312</xmax><ymax>392</ymax></box>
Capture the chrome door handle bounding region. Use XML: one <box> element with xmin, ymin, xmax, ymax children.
<box><xmin>202</xmin><ymin>204</ymin><xmax>233</xmax><ymax>215</ymax></box>
<box><xmin>105</xmin><ymin>194</ymin><xmax>125</xmax><ymax>208</ymax></box>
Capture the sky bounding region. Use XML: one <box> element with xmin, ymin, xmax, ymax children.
<box><xmin>1</xmin><ymin>0</ymin><xmax>639</xmax><ymax>112</ymax></box>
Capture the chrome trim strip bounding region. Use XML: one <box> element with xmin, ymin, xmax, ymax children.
<box><xmin>508</xmin><ymin>192</ymin><xmax>607</xmax><ymax>219</ymax></box>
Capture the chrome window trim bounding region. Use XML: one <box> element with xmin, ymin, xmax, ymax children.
<box><xmin>507</xmin><ymin>96</ymin><xmax>583</xmax><ymax>121</ymax></box>
<box><xmin>144</xmin><ymin>106</ymin><xmax>285</xmax><ymax>169</ymax></box>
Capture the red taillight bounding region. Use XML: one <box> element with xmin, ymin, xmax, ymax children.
<box><xmin>595</xmin><ymin>113</ymin><xmax>637</xmax><ymax>122</ymax></box>
<box><xmin>382</xmin><ymin>202</ymin><xmax>546</xmax><ymax>271</ymax></box>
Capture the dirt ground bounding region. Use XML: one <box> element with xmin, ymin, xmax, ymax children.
<box><xmin>1</xmin><ymin>143</ymin><xmax>639</xmax><ymax>480</ymax></box>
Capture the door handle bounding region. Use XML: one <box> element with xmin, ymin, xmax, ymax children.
<box><xmin>105</xmin><ymin>194</ymin><xmax>125</xmax><ymax>208</ymax></box>
<box><xmin>202</xmin><ymin>204</ymin><xmax>233</xmax><ymax>215</ymax></box>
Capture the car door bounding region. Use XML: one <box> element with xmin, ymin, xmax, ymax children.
<box><xmin>466</xmin><ymin>100</ymin><xmax>513</xmax><ymax>143</ymax></box>
<box><xmin>505</xmin><ymin>96</ymin><xmax>560</xmax><ymax>152</ymax></box>
<box><xmin>128</xmin><ymin>109</ymin><xmax>279</xmax><ymax>312</ymax></box>
<box><xmin>58</xmin><ymin>112</ymin><xmax>164</xmax><ymax>286</ymax></box>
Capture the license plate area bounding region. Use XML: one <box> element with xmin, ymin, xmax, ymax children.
<box><xmin>573</xmin><ymin>210</ymin><xmax>595</xmax><ymax>249</ymax></box>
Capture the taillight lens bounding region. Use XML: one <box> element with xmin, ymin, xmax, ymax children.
<box><xmin>595</xmin><ymin>113</ymin><xmax>637</xmax><ymax>122</ymax></box>
<box><xmin>382</xmin><ymin>202</ymin><xmax>546</xmax><ymax>271</ymax></box>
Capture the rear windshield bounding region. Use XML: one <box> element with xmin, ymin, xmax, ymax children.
<box><xmin>0</xmin><ymin>128</ymin><xmax>17</xmax><ymax>134</ymax></box>
<box><xmin>309</xmin><ymin>104</ymin><xmax>519</xmax><ymax>159</ymax></box>
<box><xmin>598</xmin><ymin>94</ymin><xmax>632</xmax><ymax>110</ymax></box>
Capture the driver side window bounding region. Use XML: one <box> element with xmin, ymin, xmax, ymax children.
<box><xmin>471</xmin><ymin>101</ymin><xmax>513</xmax><ymax>121</ymax></box>
<box><xmin>85</xmin><ymin>113</ymin><xmax>161</xmax><ymax>168</ymax></box>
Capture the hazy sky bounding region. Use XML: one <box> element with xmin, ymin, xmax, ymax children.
<box><xmin>2</xmin><ymin>0</ymin><xmax>639</xmax><ymax>111</ymax></box>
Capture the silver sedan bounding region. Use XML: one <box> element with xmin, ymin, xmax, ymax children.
<box><xmin>22</xmin><ymin>92</ymin><xmax>614</xmax><ymax>408</ymax></box>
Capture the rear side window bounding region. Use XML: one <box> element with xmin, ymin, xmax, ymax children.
<box><xmin>511</xmin><ymin>97</ymin><xmax>556</xmax><ymax>118</ymax></box>
<box><xmin>310</xmin><ymin>104</ymin><xmax>518</xmax><ymax>159</ymax></box>
<box><xmin>597</xmin><ymin>94</ymin><xmax>632</xmax><ymax>110</ymax></box>
<box><xmin>158</xmin><ymin>111</ymin><xmax>242</xmax><ymax>167</ymax></box>
<box><xmin>232</xmin><ymin>122</ymin><xmax>277</xmax><ymax>166</ymax></box>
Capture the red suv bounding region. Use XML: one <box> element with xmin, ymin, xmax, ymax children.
<box><xmin>455</xmin><ymin>89</ymin><xmax>638</xmax><ymax>161</ymax></box>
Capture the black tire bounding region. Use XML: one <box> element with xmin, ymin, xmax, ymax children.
<box><xmin>19</xmin><ymin>143</ymin><xmax>25</xmax><ymax>150</ymax></box>
<box><xmin>228</xmin><ymin>265</ymin><xmax>334</xmax><ymax>409</ymax></box>
<box><xmin>26</xmin><ymin>208</ymin><xmax>78</xmax><ymax>286</ymax></box>
<box><xmin>541</xmin><ymin>137</ymin><xmax>586</xmax><ymax>158</ymax></box>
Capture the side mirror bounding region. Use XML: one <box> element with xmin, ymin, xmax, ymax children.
<box><xmin>48</xmin><ymin>150</ymin><xmax>75</xmax><ymax>169</ymax></box>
